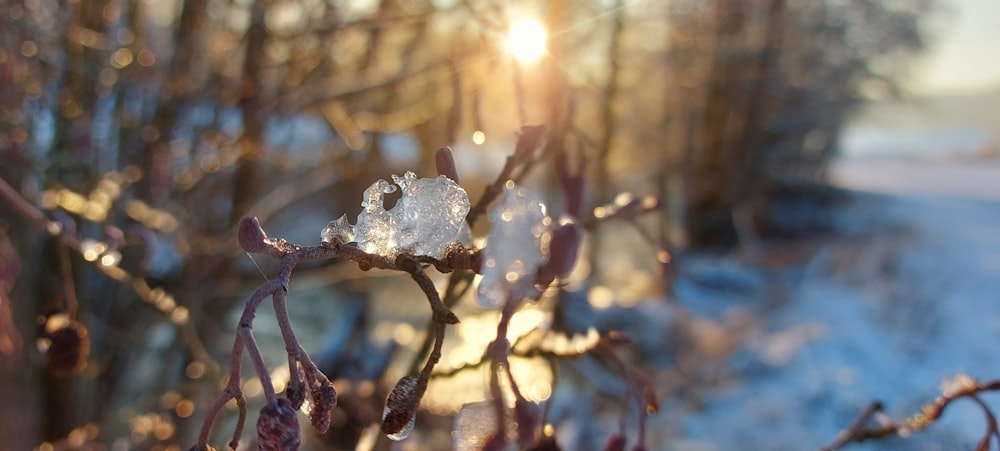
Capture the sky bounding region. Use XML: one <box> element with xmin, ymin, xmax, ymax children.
<box><xmin>906</xmin><ymin>0</ymin><xmax>1000</xmax><ymax>95</ymax></box>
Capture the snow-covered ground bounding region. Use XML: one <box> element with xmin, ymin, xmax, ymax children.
<box><xmin>667</xmin><ymin>153</ymin><xmax>1000</xmax><ymax>450</ymax></box>
<box><xmin>830</xmin><ymin>156</ymin><xmax>1000</xmax><ymax>201</ymax></box>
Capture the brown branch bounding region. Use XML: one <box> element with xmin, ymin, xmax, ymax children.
<box><xmin>822</xmin><ymin>375</ymin><xmax>1000</xmax><ymax>450</ymax></box>
<box><xmin>396</xmin><ymin>254</ymin><xmax>460</xmax><ymax>325</ymax></box>
<box><xmin>819</xmin><ymin>401</ymin><xmax>884</xmax><ymax>451</ymax></box>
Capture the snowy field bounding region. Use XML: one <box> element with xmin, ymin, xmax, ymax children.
<box><xmin>663</xmin><ymin>153</ymin><xmax>1000</xmax><ymax>450</ymax></box>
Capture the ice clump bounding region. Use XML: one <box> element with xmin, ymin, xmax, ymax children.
<box><xmin>477</xmin><ymin>181</ymin><xmax>551</xmax><ymax>308</ymax></box>
<box><xmin>355</xmin><ymin>178</ymin><xmax>400</xmax><ymax>256</ymax></box>
<box><xmin>390</xmin><ymin>172</ymin><xmax>470</xmax><ymax>258</ymax></box>
<box><xmin>321</xmin><ymin>172</ymin><xmax>470</xmax><ymax>259</ymax></box>
<box><xmin>320</xmin><ymin>214</ymin><xmax>355</xmax><ymax>244</ymax></box>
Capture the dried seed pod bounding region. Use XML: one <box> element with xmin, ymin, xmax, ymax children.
<box><xmin>309</xmin><ymin>380</ymin><xmax>337</xmax><ymax>433</ymax></box>
<box><xmin>44</xmin><ymin>319</ymin><xmax>90</xmax><ymax>377</ymax></box>
<box><xmin>285</xmin><ymin>376</ymin><xmax>306</xmax><ymax>410</ymax></box>
<box><xmin>382</xmin><ymin>375</ymin><xmax>420</xmax><ymax>441</ymax></box>
<box><xmin>257</xmin><ymin>398</ymin><xmax>301</xmax><ymax>451</ymax></box>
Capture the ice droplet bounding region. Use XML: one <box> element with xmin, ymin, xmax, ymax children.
<box><xmin>352</xmin><ymin>171</ymin><xmax>469</xmax><ymax>258</ymax></box>
<box><xmin>382</xmin><ymin>375</ymin><xmax>419</xmax><ymax>441</ymax></box>
<box><xmin>477</xmin><ymin>183</ymin><xmax>550</xmax><ymax>308</ymax></box>
<box><xmin>383</xmin><ymin>408</ymin><xmax>416</xmax><ymax>441</ymax></box>
<box><xmin>321</xmin><ymin>214</ymin><xmax>355</xmax><ymax>244</ymax></box>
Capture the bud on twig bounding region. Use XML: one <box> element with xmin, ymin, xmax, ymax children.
<box><xmin>436</xmin><ymin>147</ymin><xmax>460</xmax><ymax>183</ymax></box>
<box><xmin>257</xmin><ymin>398</ymin><xmax>301</xmax><ymax>451</ymax></box>
<box><xmin>533</xmin><ymin>222</ymin><xmax>582</xmax><ymax>295</ymax></box>
<box><xmin>286</xmin><ymin>376</ymin><xmax>306</xmax><ymax>410</ymax></box>
<box><xmin>238</xmin><ymin>216</ymin><xmax>269</xmax><ymax>254</ymax></box>
<box><xmin>309</xmin><ymin>380</ymin><xmax>337</xmax><ymax>433</ymax></box>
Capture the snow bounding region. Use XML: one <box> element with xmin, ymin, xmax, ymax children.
<box><xmin>666</xmin><ymin>156</ymin><xmax>1000</xmax><ymax>450</ymax></box>
<box><xmin>529</xmin><ymin>152</ymin><xmax>1000</xmax><ymax>450</ymax></box>
<box><xmin>320</xmin><ymin>172</ymin><xmax>470</xmax><ymax>259</ymax></box>
<box><xmin>830</xmin><ymin>156</ymin><xmax>1000</xmax><ymax>202</ymax></box>
<box><xmin>477</xmin><ymin>182</ymin><xmax>552</xmax><ymax>308</ymax></box>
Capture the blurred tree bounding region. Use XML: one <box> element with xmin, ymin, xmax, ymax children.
<box><xmin>0</xmin><ymin>0</ymin><xmax>935</xmax><ymax>448</ymax></box>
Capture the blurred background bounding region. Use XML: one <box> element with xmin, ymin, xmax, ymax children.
<box><xmin>1</xmin><ymin>0</ymin><xmax>998</xmax><ymax>449</ymax></box>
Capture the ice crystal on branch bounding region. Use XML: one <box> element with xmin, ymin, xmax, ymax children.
<box><xmin>320</xmin><ymin>172</ymin><xmax>470</xmax><ymax>259</ymax></box>
<box><xmin>320</xmin><ymin>214</ymin><xmax>354</xmax><ymax>244</ymax></box>
<box><xmin>391</xmin><ymin>172</ymin><xmax>470</xmax><ymax>258</ymax></box>
<box><xmin>478</xmin><ymin>181</ymin><xmax>551</xmax><ymax>308</ymax></box>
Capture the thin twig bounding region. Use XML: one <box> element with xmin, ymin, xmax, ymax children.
<box><xmin>822</xmin><ymin>376</ymin><xmax>1000</xmax><ymax>450</ymax></box>
<box><xmin>819</xmin><ymin>401</ymin><xmax>883</xmax><ymax>451</ymax></box>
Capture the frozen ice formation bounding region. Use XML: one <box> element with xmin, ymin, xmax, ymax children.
<box><xmin>320</xmin><ymin>214</ymin><xmax>354</xmax><ymax>244</ymax></box>
<box><xmin>320</xmin><ymin>171</ymin><xmax>470</xmax><ymax>259</ymax></box>
<box><xmin>477</xmin><ymin>181</ymin><xmax>552</xmax><ymax>308</ymax></box>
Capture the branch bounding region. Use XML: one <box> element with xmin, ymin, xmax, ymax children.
<box><xmin>467</xmin><ymin>125</ymin><xmax>547</xmax><ymax>227</ymax></box>
<box><xmin>821</xmin><ymin>375</ymin><xmax>1000</xmax><ymax>450</ymax></box>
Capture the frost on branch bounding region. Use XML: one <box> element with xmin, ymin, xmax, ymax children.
<box><xmin>320</xmin><ymin>171</ymin><xmax>470</xmax><ymax>259</ymax></box>
<box><xmin>478</xmin><ymin>181</ymin><xmax>551</xmax><ymax>308</ymax></box>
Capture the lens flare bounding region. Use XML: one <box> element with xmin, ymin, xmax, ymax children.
<box><xmin>507</xmin><ymin>19</ymin><xmax>547</xmax><ymax>63</ymax></box>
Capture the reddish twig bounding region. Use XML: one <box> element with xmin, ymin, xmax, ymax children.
<box><xmin>822</xmin><ymin>375</ymin><xmax>1000</xmax><ymax>450</ymax></box>
<box><xmin>194</xmin><ymin>216</ymin><xmax>476</xmax><ymax>448</ymax></box>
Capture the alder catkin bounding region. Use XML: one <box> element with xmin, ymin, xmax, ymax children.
<box><xmin>382</xmin><ymin>375</ymin><xmax>420</xmax><ymax>440</ymax></box>
<box><xmin>309</xmin><ymin>380</ymin><xmax>337</xmax><ymax>433</ymax></box>
<box><xmin>257</xmin><ymin>398</ymin><xmax>301</xmax><ymax>451</ymax></box>
<box><xmin>285</xmin><ymin>376</ymin><xmax>306</xmax><ymax>410</ymax></box>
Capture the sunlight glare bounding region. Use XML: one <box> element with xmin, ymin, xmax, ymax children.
<box><xmin>507</xmin><ymin>18</ymin><xmax>547</xmax><ymax>63</ymax></box>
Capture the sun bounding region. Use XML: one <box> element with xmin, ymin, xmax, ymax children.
<box><xmin>507</xmin><ymin>18</ymin><xmax>548</xmax><ymax>64</ymax></box>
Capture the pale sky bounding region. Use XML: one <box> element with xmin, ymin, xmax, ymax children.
<box><xmin>906</xmin><ymin>0</ymin><xmax>1000</xmax><ymax>95</ymax></box>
